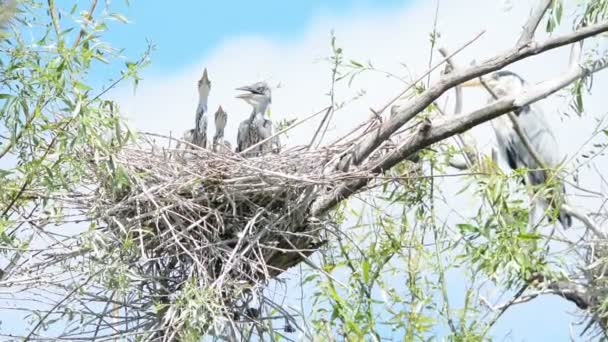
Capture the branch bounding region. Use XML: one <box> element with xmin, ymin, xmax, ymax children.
<box><xmin>548</xmin><ymin>280</ymin><xmax>592</xmax><ymax>310</ymax></box>
<box><xmin>517</xmin><ymin>0</ymin><xmax>553</xmax><ymax>45</ymax></box>
<box><xmin>72</xmin><ymin>0</ymin><xmax>99</xmax><ymax>48</ymax></box>
<box><xmin>347</xmin><ymin>21</ymin><xmax>608</xmax><ymax>168</ymax></box>
<box><xmin>238</xmin><ymin>107</ymin><xmax>329</xmax><ymax>156</ymax></box>
<box><xmin>311</xmin><ymin>52</ymin><xmax>608</xmax><ymax>216</ymax></box>
<box><xmin>47</xmin><ymin>0</ymin><xmax>61</xmax><ymax>37</ymax></box>
<box><xmin>562</xmin><ymin>204</ymin><xmax>605</xmax><ymax>239</ymax></box>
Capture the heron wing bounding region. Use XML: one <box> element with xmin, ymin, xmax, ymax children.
<box><xmin>519</xmin><ymin>104</ymin><xmax>561</xmax><ymax>168</ymax></box>
<box><xmin>236</xmin><ymin>119</ymin><xmax>250</xmax><ymax>152</ymax></box>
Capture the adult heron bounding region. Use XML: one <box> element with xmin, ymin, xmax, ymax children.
<box><xmin>234</xmin><ymin>81</ymin><xmax>280</xmax><ymax>157</ymax></box>
<box><xmin>462</xmin><ymin>70</ymin><xmax>572</xmax><ymax>228</ymax></box>
<box><xmin>181</xmin><ymin>68</ymin><xmax>211</xmax><ymax>149</ymax></box>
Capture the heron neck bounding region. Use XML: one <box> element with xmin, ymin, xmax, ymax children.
<box><xmin>249</xmin><ymin>103</ymin><xmax>268</xmax><ymax>121</ymax></box>
<box><xmin>195</xmin><ymin>106</ymin><xmax>206</xmax><ymax>133</ymax></box>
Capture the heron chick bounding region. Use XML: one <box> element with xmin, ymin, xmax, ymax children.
<box><xmin>235</xmin><ymin>81</ymin><xmax>280</xmax><ymax>157</ymax></box>
<box><xmin>181</xmin><ymin>68</ymin><xmax>211</xmax><ymax>150</ymax></box>
<box><xmin>212</xmin><ymin>105</ymin><xmax>231</xmax><ymax>153</ymax></box>
<box><xmin>462</xmin><ymin>70</ymin><xmax>572</xmax><ymax>228</ymax></box>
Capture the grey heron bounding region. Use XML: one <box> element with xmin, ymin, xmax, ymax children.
<box><xmin>212</xmin><ymin>105</ymin><xmax>232</xmax><ymax>153</ymax></box>
<box><xmin>235</xmin><ymin>81</ymin><xmax>280</xmax><ymax>157</ymax></box>
<box><xmin>462</xmin><ymin>70</ymin><xmax>572</xmax><ymax>228</ymax></box>
<box><xmin>181</xmin><ymin>68</ymin><xmax>211</xmax><ymax>149</ymax></box>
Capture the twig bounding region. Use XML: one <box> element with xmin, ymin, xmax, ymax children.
<box><xmin>239</xmin><ymin>106</ymin><xmax>329</xmax><ymax>156</ymax></box>
<box><xmin>517</xmin><ymin>0</ymin><xmax>553</xmax><ymax>45</ymax></box>
<box><xmin>562</xmin><ymin>204</ymin><xmax>605</xmax><ymax>239</ymax></box>
<box><xmin>72</xmin><ymin>0</ymin><xmax>99</xmax><ymax>48</ymax></box>
<box><xmin>47</xmin><ymin>0</ymin><xmax>60</xmax><ymax>37</ymax></box>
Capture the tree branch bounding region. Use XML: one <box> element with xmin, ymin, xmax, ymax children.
<box><xmin>517</xmin><ymin>0</ymin><xmax>553</xmax><ymax>45</ymax></box>
<box><xmin>347</xmin><ymin>21</ymin><xmax>608</xmax><ymax>169</ymax></box>
<box><xmin>72</xmin><ymin>0</ymin><xmax>99</xmax><ymax>48</ymax></box>
<box><xmin>311</xmin><ymin>51</ymin><xmax>608</xmax><ymax>216</ymax></box>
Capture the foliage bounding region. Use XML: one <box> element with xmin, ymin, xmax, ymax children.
<box><xmin>0</xmin><ymin>0</ymin><xmax>147</xmax><ymax>338</ymax></box>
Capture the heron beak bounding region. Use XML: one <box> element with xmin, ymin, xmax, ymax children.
<box><xmin>235</xmin><ymin>84</ymin><xmax>258</xmax><ymax>93</ymax></box>
<box><xmin>199</xmin><ymin>68</ymin><xmax>211</xmax><ymax>89</ymax></box>
<box><xmin>236</xmin><ymin>84</ymin><xmax>261</xmax><ymax>101</ymax></box>
<box><xmin>235</xmin><ymin>92</ymin><xmax>253</xmax><ymax>100</ymax></box>
<box><xmin>461</xmin><ymin>78</ymin><xmax>483</xmax><ymax>88</ymax></box>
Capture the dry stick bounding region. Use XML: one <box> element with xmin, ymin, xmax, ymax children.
<box><xmin>517</xmin><ymin>0</ymin><xmax>554</xmax><ymax>46</ymax></box>
<box><xmin>309</xmin><ymin>106</ymin><xmax>332</xmax><ymax>150</ymax></box>
<box><xmin>238</xmin><ymin>106</ymin><xmax>329</xmax><ymax>156</ymax></box>
<box><xmin>24</xmin><ymin>274</ymin><xmax>96</xmax><ymax>341</ymax></box>
<box><xmin>562</xmin><ymin>204</ymin><xmax>605</xmax><ymax>238</ymax></box>
<box><xmin>327</xmin><ymin>31</ymin><xmax>486</xmax><ymax>148</ymax></box>
<box><xmin>348</xmin><ymin>21</ymin><xmax>608</xmax><ymax>169</ymax></box>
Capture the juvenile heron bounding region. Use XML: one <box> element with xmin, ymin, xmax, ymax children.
<box><xmin>181</xmin><ymin>68</ymin><xmax>211</xmax><ymax>149</ymax></box>
<box><xmin>235</xmin><ymin>81</ymin><xmax>280</xmax><ymax>157</ymax></box>
<box><xmin>462</xmin><ymin>70</ymin><xmax>572</xmax><ymax>228</ymax></box>
<box><xmin>212</xmin><ymin>105</ymin><xmax>231</xmax><ymax>153</ymax></box>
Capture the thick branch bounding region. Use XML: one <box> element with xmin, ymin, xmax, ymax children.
<box><xmin>311</xmin><ymin>55</ymin><xmax>608</xmax><ymax>216</ymax></box>
<box><xmin>348</xmin><ymin>21</ymin><xmax>608</xmax><ymax>168</ymax></box>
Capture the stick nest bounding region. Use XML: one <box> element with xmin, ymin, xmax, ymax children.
<box><xmin>84</xmin><ymin>134</ymin><xmax>354</xmax><ymax>337</ymax></box>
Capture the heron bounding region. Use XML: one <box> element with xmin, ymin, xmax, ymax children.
<box><xmin>181</xmin><ymin>68</ymin><xmax>211</xmax><ymax>150</ymax></box>
<box><xmin>462</xmin><ymin>70</ymin><xmax>572</xmax><ymax>228</ymax></box>
<box><xmin>235</xmin><ymin>81</ymin><xmax>280</xmax><ymax>157</ymax></box>
<box><xmin>212</xmin><ymin>105</ymin><xmax>232</xmax><ymax>153</ymax></box>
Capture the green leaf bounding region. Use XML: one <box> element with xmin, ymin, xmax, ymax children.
<box><xmin>109</xmin><ymin>13</ymin><xmax>129</xmax><ymax>24</ymax></box>
<box><xmin>362</xmin><ymin>259</ymin><xmax>370</xmax><ymax>283</ymax></box>
<box><xmin>350</xmin><ymin>60</ymin><xmax>363</xmax><ymax>68</ymax></box>
<box><xmin>517</xmin><ymin>233</ymin><xmax>541</xmax><ymax>240</ymax></box>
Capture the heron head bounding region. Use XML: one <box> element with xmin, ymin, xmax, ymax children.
<box><xmin>236</xmin><ymin>81</ymin><xmax>272</xmax><ymax>113</ymax></box>
<box><xmin>462</xmin><ymin>70</ymin><xmax>525</xmax><ymax>97</ymax></box>
<box><xmin>198</xmin><ymin>68</ymin><xmax>212</xmax><ymax>98</ymax></box>
<box><xmin>214</xmin><ymin>105</ymin><xmax>228</xmax><ymax>130</ymax></box>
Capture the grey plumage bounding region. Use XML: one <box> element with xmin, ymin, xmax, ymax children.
<box><xmin>234</xmin><ymin>81</ymin><xmax>280</xmax><ymax>157</ymax></box>
<box><xmin>463</xmin><ymin>70</ymin><xmax>572</xmax><ymax>228</ymax></box>
<box><xmin>213</xmin><ymin>105</ymin><xmax>231</xmax><ymax>153</ymax></box>
<box><xmin>180</xmin><ymin>69</ymin><xmax>211</xmax><ymax>150</ymax></box>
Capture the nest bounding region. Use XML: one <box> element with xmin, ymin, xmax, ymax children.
<box><xmin>84</xmin><ymin>134</ymin><xmax>356</xmax><ymax>338</ymax></box>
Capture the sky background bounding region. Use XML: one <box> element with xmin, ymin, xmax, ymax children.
<box><xmin>5</xmin><ymin>0</ymin><xmax>605</xmax><ymax>340</ymax></box>
<box><xmin>105</xmin><ymin>0</ymin><xmax>606</xmax><ymax>341</ymax></box>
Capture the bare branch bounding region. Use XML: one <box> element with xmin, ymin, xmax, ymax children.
<box><xmin>562</xmin><ymin>204</ymin><xmax>605</xmax><ymax>239</ymax></box>
<box><xmin>312</xmin><ymin>53</ymin><xmax>608</xmax><ymax>216</ymax></box>
<box><xmin>73</xmin><ymin>0</ymin><xmax>99</xmax><ymax>48</ymax></box>
<box><xmin>517</xmin><ymin>0</ymin><xmax>553</xmax><ymax>45</ymax></box>
<box><xmin>348</xmin><ymin>21</ymin><xmax>608</xmax><ymax>168</ymax></box>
